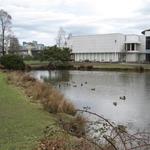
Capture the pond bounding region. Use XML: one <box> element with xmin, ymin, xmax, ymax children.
<box><xmin>30</xmin><ymin>70</ymin><xmax>150</xmax><ymax>131</ymax></box>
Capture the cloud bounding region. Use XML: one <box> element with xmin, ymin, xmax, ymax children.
<box><xmin>0</xmin><ymin>0</ymin><xmax>150</xmax><ymax>45</ymax></box>
<box><xmin>137</xmin><ymin>0</ymin><xmax>150</xmax><ymax>15</ymax></box>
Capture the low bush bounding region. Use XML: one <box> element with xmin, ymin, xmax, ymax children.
<box><xmin>135</xmin><ymin>66</ymin><xmax>144</xmax><ymax>72</ymax></box>
<box><xmin>23</xmin><ymin>55</ymin><xmax>34</xmax><ymax>61</ymax></box>
<box><xmin>58</xmin><ymin>114</ymin><xmax>87</xmax><ymax>138</ymax></box>
<box><xmin>86</xmin><ymin>65</ymin><xmax>93</xmax><ymax>70</ymax></box>
<box><xmin>0</xmin><ymin>64</ymin><xmax>4</xmax><ymax>69</ymax></box>
<box><xmin>36</xmin><ymin>137</ymin><xmax>100</xmax><ymax>150</ymax></box>
<box><xmin>0</xmin><ymin>54</ymin><xmax>25</xmax><ymax>70</ymax></box>
<box><xmin>78</xmin><ymin>65</ymin><xmax>85</xmax><ymax>70</ymax></box>
<box><xmin>56</xmin><ymin>64</ymin><xmax>74</xmax><ymax>70</ymax></box>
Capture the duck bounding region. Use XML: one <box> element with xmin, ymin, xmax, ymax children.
<box><xmin>73</xmin><ymin>85</ymin><xmax>77</xmax><ymax>87</ymax></box>
<box><xmin>85</xmin><ymin>81</ymin><xmax>87</xmax><ymax>84</ymax></box>
<box><xmin>120</xmin><ymin>96</ymin><xmax>126</xmax><ymax>100</ymax></box>
<box><xmin>113</xmin><ymin>102</ymin><xmax>117</xmax><ymax>106</ymax></box>
<box><xmin>91</xmin><ymin>88</ymin><xmax>95</xmax><ymax>91</ymax></box>
<box><xmin>81</xmin><ymin>83</ymin><xmax>83</xmax><ymax>86</ymax></box>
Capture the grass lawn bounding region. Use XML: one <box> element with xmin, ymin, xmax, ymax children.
<box><xmin>0</xmin><ymin>72</ymin><xmax>57</xmax><ymax>150</ymax></box>
<box><xmin>24</xmin><ymin>60</ymin><xmax>49</xmax><ymax>65</ymax></box>
<box><xmin>72</xmin><ymin>62</ymin><xmax>150</xmax><ymax>70</ymax></box>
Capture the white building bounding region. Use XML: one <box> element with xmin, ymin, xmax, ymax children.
<box><xmin>66</xmin><ymin>30</ymin><xmax>150</xmax><ymax>63</ymax></box>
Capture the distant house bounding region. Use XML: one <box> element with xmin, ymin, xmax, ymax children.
<box><xmin>21</xmin><ymin>41</ymin><xmax>45</xmax><ymax>56</ymax></box>
<box><xmin>66</xmin><ymin>29</ymin><xmax>150</xmax><ymax>63</ymax></box>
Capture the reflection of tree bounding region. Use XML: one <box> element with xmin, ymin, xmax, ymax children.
<box><xmin>41</xmin><ymin>70</ymin><xmax>71</xmax><ymax>85</ymax></box>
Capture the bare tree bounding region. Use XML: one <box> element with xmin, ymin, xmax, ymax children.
<box><xmin>8</xmin><ymin>36</ymin><xmax>20</xmax><ymax>54</ymax></box>
<box><xmin>56</xmin><ymin>27</ymin><xmax>66</xmax><ymax>48</ymax></box>
<box><xmin>0</xmin><ymin>9</ymin><xmax>12</xmax><ymax>55</ymax></box>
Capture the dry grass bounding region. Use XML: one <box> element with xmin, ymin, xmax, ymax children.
<box><xmin>7</xmin><ymin>71</ymin><xmax>76</xmax><ymax>115</ymax></box>
<box><xmin>0</xmin><ymin>64</ymin><xmax>5</xmax><ymax>69</ymax></box>
<box><xmin>58</xmin><ymin>114</ymin><xmax>87</xmax><ymax>138</ymax></box>
<box><xmin>36</xmin><ymin>137</ymin><xmax>101</xmax><ymax>150</ymax></box>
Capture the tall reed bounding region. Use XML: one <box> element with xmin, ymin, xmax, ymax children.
<box><xmin>7</xmin><ymin>71</ymin><xmax>76</xmax><ymax>115</ymax></box>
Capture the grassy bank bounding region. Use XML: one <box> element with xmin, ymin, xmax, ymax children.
<box><xmin>0</xmin><ymin>71</ymin><xmax>102</xmax><ymax>150</ymax></box>
<box><xmin>24</xmin><ymin>60</ymin><xmax>150</xmax><ymax>71</ymax></box>
<box><xmin>24</xmin><ymin>60</ymin><xmax>49</xmax><ymax>70</ymax></box>
<box><xmin>0</xmin><ymin>72</ymin><xmax>58</xmax><ymax>150</ymax></box>
<box><xmin>24</xmin><ymin>60</ymin><xmax>49</xmax><ymax>65</ymax></box>
<box><xmin>24</xmin><ymin>60</ymin><xmax>73</xmax><ymax>70</ymax></box>
<box><xmin>72</xmin><ymin>62</ymin><xmax>150</xmax><ymax>71</ymax></box>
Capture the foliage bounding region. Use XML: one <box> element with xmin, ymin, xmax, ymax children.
<box><xmin>23</xmin><ymin>53</ymin><xmax>43</xmax><ymax>61</ymax></box>
<box><xmin>40</xmin><ymin>45</ymin><xmax>71</xmax><ymax>67</ymax></box>
<box><xmin>36</xmin><ymin>122</ymin><xmax>100</xmax><ymax>150</ymax></box>
<box><xmin>0</xmin><ymin>54</ymin><xmax>25</xmax><ymax>70</ymax></box>
<box><xmin>57</xmin><ymin>113</ymin><xmax>87</xmax><ymax>138</ymax></box>
<box><xmin>8</xmin><ymin>36</ymin><xmax>20</xmax><ymax>53</ymax></box>
<box><xmin>36</xmin><ymin>136</ymin><xmax>100</xmax><ymax>150</ymax></box>
<box><xmin>23</xmin><ymin>55</ymin><xmax>34</xmax><ymax>61</ymax></box>
<box><xmin>86</xmin><ymin>65</ymin><xmax>93</xmax><ymax>70</ymax></box>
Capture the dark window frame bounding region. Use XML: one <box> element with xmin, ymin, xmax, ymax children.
<box><xmin>131</xmin><ymin>43</ymin><xmax>134</xmax><ymax>51</ymax></box>
<box><xmin>127</xmin><ymin>44</ymin><xmax>130</xmax><ymax>51</ymax></box>
<box><xmin>146</xmin><ymin>36</ymin><xmax>150</xmax><ymax>49</ymax></box>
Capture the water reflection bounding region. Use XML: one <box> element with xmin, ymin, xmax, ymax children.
<box><xmin>30</xmin><ymin>70</ymin><xmax>70</xmax><ymax>85</ymax></box>
<box><xmin>30</xmin><ymin>70</ymin><xmax>150</xmax><ymax>131</ymax></box>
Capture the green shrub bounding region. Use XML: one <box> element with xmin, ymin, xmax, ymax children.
<box><xmin>135</xmin><ymin>66</ymin><xmax>144</xmax><ymax>72</ymax></box>
<box><xmin>86</xmin><ymin>65</ymin><xmax>93</xmax><ymax>70</ymax></box>
<box><xmin>78</xmin><ymin>65</ymin><xmax>85</xmax><ymax>70</ymax></box>
<box><xmin>23</xmin><ymin>55</ymin><xmax>34</xmax><ymax>61</ymax></box>
<box><xmin>0</xmin><ymin>54</ymin><xmax>25</xmax><ymax>70</ymax></box>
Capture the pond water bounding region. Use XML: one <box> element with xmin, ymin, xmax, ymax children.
<box><xmin>30</xmin><ymin>70</ymin><xmax>150</xmax><ymax>131</ymax></box>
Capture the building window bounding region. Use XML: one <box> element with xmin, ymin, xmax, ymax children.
<box><xmin>127</xmin><ymin>44</ymin><xmax>130</xmax><ymax>51</ymax></box>
<box><xmin>146</xmin><ymin>36</ymin><xmax>150</xmax><ymax>49</ymax></box>
<box><xmin>132</xmin><ymin>43</ymin><xmax>134</xmax><ymax>51</ymax></box>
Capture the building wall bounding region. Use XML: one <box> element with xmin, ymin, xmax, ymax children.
<box><xmin>126</xmin><ymin>53</ymin><xmax>138</xmax><ymax>62</ymax></box>
<box><xmin>145</xmin><ymin>31</ymin><xmax>150</xmax><ymax>36</ymax></box>
<box><xmin>67</xmin><ymin>33</ymin><xmax>146</xmax><ymax>63</ymax></box>
<box><xmin>139</xmin><ymin>54</ymin><xmax>146</xmax><ymax>62</ymax></box>
<box><xmin>126</xmin><ymin>53</ymin><xmax>146</xmax><ymax>63</ymax></box>
<box><xmin>138</xmin><ymin>35</ymin><xmax>145</xmax><ymax>52</ymax></box>
<box><xmin>67</xmin><ymin>33</ymin><xmax>125</xmax><ymax>53</ymax></box>
<box><xmin>75</xmin><ymin>53</ymin><xmax>119</xmax><ymax>62</ymax></box>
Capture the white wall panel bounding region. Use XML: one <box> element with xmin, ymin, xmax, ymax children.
<box><xmin>68</xmin><ymin>33</ymin><xmax>146</xmax><ymax>62</ymax></box>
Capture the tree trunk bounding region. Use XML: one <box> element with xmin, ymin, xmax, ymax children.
<box><xmin>2</xmin><ymin>29</ymin><xmax>5</xmax><ymax>55</ymax></box>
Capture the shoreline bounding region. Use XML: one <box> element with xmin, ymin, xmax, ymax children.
<box><xmin>1</xmin><ymin>70</ymin><xmax>150</xmax><ymax>149</ymax></box>
<box><xmin>25</xmin><ymin>61</ymin><xmax>150</xmax><ymax>72</ymax></box>
<box><xmin>1</xmin><ymin>70</ymin><xmax>100</xmax><ymax>150</ymax></box>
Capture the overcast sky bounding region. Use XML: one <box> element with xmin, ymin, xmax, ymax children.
<box><xmin>0</xmin><ymin>0</ymin><xmax>150</xmax><ymax>45</ymax></box>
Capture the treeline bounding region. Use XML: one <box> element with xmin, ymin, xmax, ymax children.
<box><xmin>0</xmin><ymin>45</ymin><xmax>72</xmax><ymax>70</ymax></box>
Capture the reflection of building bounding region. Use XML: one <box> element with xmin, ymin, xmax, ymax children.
<box><xmin>142</xmin><ymin>29</ymin><xmax>150</xmax><ymax>62</ymax></box>
<box><xmin>66</xmin><ymin>30</ymin><xmax>150</xmax><ymax>63</ymax></box>
<box><xmin>21</xmin><ymin>41</ymin><xmax>45</xmax><ymax>56</ymax></box>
